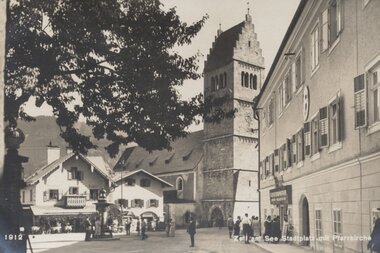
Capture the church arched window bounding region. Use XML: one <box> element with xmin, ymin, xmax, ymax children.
<box><xmin>215</xmin><ymin>76</ymin><xmax>219</xmax><ymax>90</ymax></box>
<box><xmin>241</xmin><ymin>72</ymin><xmax>245</xmax><ymax>87</ymax></box>
<box><xmin>211</xmin><ymin>77</ymin><xmax>215</xmax><ymax>91</ymax></box>
<box><xmin>245</xmin><ymin>72</ymin><xmax>249</xmax><ymax>87</ymax></box>
<box><xmin>253</xmin><ymin>75</ymin><xmax>257</xmax><ymax>90</ymax></box>
<box><xmin>249</xmin><ymin>74</ymin><xmax>254</xmax><ymax>89</ymax></box>
<box><xmin>219</xmin><ymin>74</ymin><xmax>223</xmax><ymax>89</ymax></box>
<box><xmin>223</xmin><ymin>72</ymin><xmax>227</xmax><ymax>88</ymax></box>
<box><xmin>176</xmin><ymin>177</ymin><xmax>183</xmax><ymax>191</ymax></box>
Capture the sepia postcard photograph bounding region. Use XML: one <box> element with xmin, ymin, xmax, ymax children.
<box><xmin>0</xmin><ymin>0</ymin><xmax>380</xmax><ymax>253</ymax></box>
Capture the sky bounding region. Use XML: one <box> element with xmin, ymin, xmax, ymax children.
<box><xmin>24</xmin><ymin>0</ymin><xmax>301</xmax><ymax>131</ymax></box>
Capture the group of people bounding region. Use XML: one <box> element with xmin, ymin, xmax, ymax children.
<box><xmin>84</xmin><ymin>217</ymin><xmax>103</xmax><ymax>241</ymax></box>
<box><xmin>263</xmin><ymin>215</ymin><xmax>292</xmax><ymax>243</ymax></box>
<box><xmin>125</xmin><ymin>217</ymin><xmax>150</xmax><ymax>240</ymax></box>
<box><xmin>227</xmin><ymin>214</ymin><xmax>260</xmax><ymax>244</ymax></box>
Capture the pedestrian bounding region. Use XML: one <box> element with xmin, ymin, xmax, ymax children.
<box><xmin>369</xmin><ymin>216</ymin><xmax>380</xmax><ymax>253</ymax></box>
<box><xmin>141</xmin><ymin>219</ymin><xmax>147</xmax><ymax>240</ymax></box>
<box><xmin>252</xmin><ymin>216</ymin><xmax>260</xmax><ymax>241</ymax></box>
<box><xmin>166</xmin><ymin>218</ymin><xmax>171</xmax><ymax>237</ymax></box>
<box><xmin>227</xmin><ymin>215</ymin><xmax>234</xmax><ymax>239</ymax></box>
<box><xmin>187</xmin><ymin>217</ymin><xmax>196</xmax><ymax>247</ymax></box>
<box><xmin>241</xmin><ymin>213</ymin><xmax>251</xmax><ymax>244</ymax></box>
<box><xmin>233</xmin><ymin>216</ymin><xmax>241</xmax><ymax>241</ymax></box>
<box><xmin>272</xmin><ymin>216</ymin><xmax>281</xmax><ymax>243</ymax></box>
<box><xmin>263</xmin><ymin>216</ymin><xmax>272</xmax><ymax>242</ymax></box>
<box><xmin>282</xmin><ymin>215</ymin><xmax>290</xmax><ymax>243</ymax></box>
<box><xmin>136</xmin><ymin>218</ymin><xmax>140</xmax><ymax>236</ymax></box>
<box><xmin>125</xmin><ymin>218</ymin><xmax>131</xmax><ymax>236</ymax></box>
<box><xmin>84</xmin><ymin>217</ymin><xmax>92</xmax><ymax>241</ymax></box>
<box><xmin>94</xmin><ymin>218</ymin><xmax>101</xmax><ymax>238</ymax></box>
<box><xmin>151</xmin><ymin>219</ymin><xmax>157</xmax><ymax>231</ymax></box>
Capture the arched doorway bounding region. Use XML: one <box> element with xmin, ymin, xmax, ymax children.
<box><xmin>210</xmin><ymin>207</ymin><xmax>224</xmax><ymax>227</ymax></box>
<box><xmin>300</xmin><ymin>196</ymin><xmax>310</xmax><ymax>246</ymax></box>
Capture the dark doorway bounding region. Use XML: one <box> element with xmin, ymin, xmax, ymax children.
<box><xmin>210</xmin><ymin>207</ymin><xmax>224</xmax><ymax>227</ymax></box>
<box><xmin>301</xmin><ymin>197</ymin><xmax>310</xmax><ymax>246</ymax></box>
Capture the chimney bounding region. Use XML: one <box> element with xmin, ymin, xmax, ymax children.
<box><xmin>47</xmin><ymin>141</ymin><xmax>60</xmax><ymax>165</ymax></box>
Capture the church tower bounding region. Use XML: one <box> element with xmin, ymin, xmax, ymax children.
<box><xmin>201</xmin><ymin>9</ymin><xmax>265</xmax><ymax>224</ymax></box>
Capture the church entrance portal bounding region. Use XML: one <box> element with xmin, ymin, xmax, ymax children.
<box><xmin>210</xmin><ymin>207</ymin><xmax>224</xmax><ymax>227</ymax></box>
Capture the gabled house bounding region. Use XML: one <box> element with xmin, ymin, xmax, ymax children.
<box><xmin>21</xmin><ymin>144</ymin><xmax>113</xmax><ymax>226</ymax></box>
<box><xmin>109</xmin><ymin>169</ymin><xmax>173</xmax><ymax>222</ymax></box>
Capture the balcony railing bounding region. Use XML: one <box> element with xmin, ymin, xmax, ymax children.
<box><xmin>64</xmin><ymin>195</ymin><xmax>86</xmax><ymax>208</ymax></box>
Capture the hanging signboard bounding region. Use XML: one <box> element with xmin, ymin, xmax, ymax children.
<box><xmin>270</xmin><ymin>185</ymin><xmax>292</xmax><ymax>205</ymax></box>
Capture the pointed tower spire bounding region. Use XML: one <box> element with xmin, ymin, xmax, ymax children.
<box><xmin>246</xmin><ymin>1</ymin><xmax>252</xmax><ymax>23</ymax></box>
<box><xmin>217</xmin><ymin>19</ymin><xmax>222</xmax><ymax>37</ymax></box>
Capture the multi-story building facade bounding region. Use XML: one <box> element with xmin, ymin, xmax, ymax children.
<box><xmin>255</xmin><ymin>1</ymin><xmax>380</xmax><ymax>253</ymax></box>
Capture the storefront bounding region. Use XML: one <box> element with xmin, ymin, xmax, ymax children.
<box><xmin>269</xmin><ymin>185</ymin><xmax>292</xmax><ymax>229</ymax></box>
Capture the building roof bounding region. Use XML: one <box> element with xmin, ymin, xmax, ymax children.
<box><xmin>111</xmin><ymin>169</ymin><xmax>173</xmax><ymax>187</ymax></box>
<box><xmin>254</xmin><ymin>0</ymin><xmax>308</xmax><ymax>107</ymax></box>
<box><xmin>204</xmin><ymin>22</ymin><xmax>245</xmax><ymax>72</ymax></box>
<box><xmin>25</xmin><ymin>153</ymin><xmax>113</xmax><ymax>185</ymax></box>
<box><xmin>113</xmin><ymin>130</ymin><xmax>204</xmax><ymax>175</ymax></box>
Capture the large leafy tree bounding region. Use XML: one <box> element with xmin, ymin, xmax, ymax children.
<box><xmin>5</xmin><ymin>0</ymin><xmax>217</xmax><ymax>156</ymax></box>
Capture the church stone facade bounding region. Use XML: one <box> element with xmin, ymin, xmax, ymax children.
<box><xmin>113</xmin><ymin>12</ymin><xmax>265</xmax><ymax>227</ymax></box>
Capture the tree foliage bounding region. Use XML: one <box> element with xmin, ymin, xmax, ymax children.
<box><xmin>5</xmin><ymin>0</ymin><xmax>232</xmax><ymax>157</ymax></box>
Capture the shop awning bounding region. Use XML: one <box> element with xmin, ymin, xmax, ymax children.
<box><xmin>141</xmin><ymin>211</ymin><xmax>158</xmax><ymax>218</ymax></box>
<box><xmin>30</xmin><ymin>205</ymin><xmax>97</xmax><ymax>216</ymax></box>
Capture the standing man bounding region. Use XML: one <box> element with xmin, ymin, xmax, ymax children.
<box><xmin>136</xmin><ymin>218</ymin><xmax>141</xmax><ymax>236</ymax></box>
<box><xmin>227</xmin><ymin>215</ymin><xmax>234</xmax><ymax>239</ymax></box>
<box><xmin>84</xmin><ymin>217</ymin><xmax>92</xmax><ymax>241</ymax></box>
<box><xmin>241</xmin><ymin>213</ymin><xmax>251</xmax><ymax>244</ymax></box>
<box><xmin>187</xmin><ymin>217</ymin><xmax>196</xmax><ymax>247</ymax></box>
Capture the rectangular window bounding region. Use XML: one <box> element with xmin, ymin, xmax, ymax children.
<box><xmin>125</xmin><ymin>178</ymin><xmax>136</xmax><ymax>186</ymax></box>
<box><xmin>333</xmin><ymin>209</ymin><xmax>343</xmax><ymax>247</ymax></box>
<box><xmin>319</xmin><ymin>107</ymin><xmax>329</xmax><ymax>147</ymax></box>
<box><xmin>354</xmin><ymin>74</ymin><xmax>366</xmax><ymax>127</ymax></box>
<box><xmin>69</xmin><ymin>187</ymin><xmax>78</xmax><ymax>195</ymax></box>
<box><xmin>140</xmin><ymin>179</ymin><xmax>151</xmax><ymax>187</ymax></box>
<box><xmin>287</xmin><ymin>138</ymin><xmax>292</xmax><ymax>167</ymax></box>
<box><xmin>315</xmin><ymin>210</ymin><xmax>323</xmax><ymax>238</ymax></box>
<box><xmin>291</xmin><ymin>135</ymin><xmax>297</xmax><ymax>164</ymax></box>
<box><xmin>282</xmin><ymin>143</ymin><xmax>287</xmax><ymax>169</ymax></box>
<box><xmin>329</xmin><ymin>98</ymin><xmax>342</xmax><ymax>145</ymax></box>
<box><xmin>304</xmin><ymin>122</ymin><xmax>311</xmax><ymax>156</ymax></box>
<box><xmin>132</xmin><ymin>199</ymin><xmax>144</xmax><ymax>208</ymax></box>
<box><xmin>278</xmin><ymin>84</ymin><xmax>284</xmax><ymax>113</ymax></box>
<box><xmin>295</xmin><ymin>51</ymin><xmax>303</xmax><ymax>90</ymax></box>
<box><xmin>49</xmin><ymin>189</ymin><xmax>59</xmax><ymax>200</ymax></box>
<box><xmin>285</xmin><ymin>71</ymin><xmax>292</xmax><ymax>104</ymax></box>
<box><xmin>149</xmin><ymin>199</ymin><xmax>159</xmax><ymax>208</ymax></box>
<box><xmin>265</xmin><ymin>156</ymin><xmax>269</xmax><ymax>177</ymax></box>
<box><xmin>311</xmin><ymin>116</ymin><xmax>320</xmax><ymax>155</ymax></box>
<box><xmin>369</xmin><ymin>64</ymin><xmax>380</xmax><ymax>124</ymax></box>
<box><xmin>90</xmin><ymin>189</ymin><xmax>99</xmax><ymax>200</ymax></box>
<box><xmin>311</xmin><ymin>24</ymin><xmax>319</xmax><ymax>70</ymax></box>
<box><xmin>322</xmin><ymin>9</ymin><xmax>329</xmax><ymax>52</ymax></box>
<box><xmin>330</xmin><ymin>0</ymin><xmax>343</xmax><ymax>43</ymax></box>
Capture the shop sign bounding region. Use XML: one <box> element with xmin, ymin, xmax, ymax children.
<box><xmin>270</xmin><ymin>185</ymin><xmax>292</xmax><ymax>205</ymax></box>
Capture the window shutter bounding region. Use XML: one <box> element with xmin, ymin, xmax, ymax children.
<box><xmin>304</xmin><ymin>122</ymin><xmax>311</xmax><ymax>156</ymax></box>
<box><xmin>338</xmin><ymin>97</ymin><xmax>344</xmax><ymax>141</ymax></box>
<box><xmin>259</xmin><ymin>162</ymin><xmax>263</xmax><ymax>180</ymax></box>
<box><xmin>274</xmin><ymin>149</ymin><xmax>279</xmax><ymax>173</ymax></box>
<box><xmin>292</xmin><ymin>135</ymin><xmax>297</xmax><ymax>164</ymax></box>
<box><xmin>156</xmin><ymin>200</ymin><xmax>159</xmax><ymax>207</ymax></box>
<box><xmin>59</xmin><ymin>190</ymin><xmax>63</xmax><ymax>201</ymax></box>
<box><xmin>270</xmin><ymin>154</ymin><xmax>275</xmax><ymax>175</ymax></box>
<box><xmin>141</xmin><ymin>199</ymin><xmax>144</xmax><ymax>208</ymax></box>
<box><xmin>319</xmin><ymin>106</ymin><xmax>329</xmax><ymax>147</ymax></box>
<box><xmin>147</xmin><ymin>200</ymin><xmax>150</xmax><ymax>208</ymax></box>
<box><xmin>265</xmin><ymin>157</ymin><xmax>269</xmax><ymax>177</ymax></box>
<box><xmin>301</xmin><ymin>49</ymin><xmax>306</xmax><ymax>84</ymax></box>
<box><xmin>131</xmin><ymin>200</ymin><xmax>136</xmax><ymax>208</ymax></box>
<box><xmin>43</xmin><ymin>191</ymin><xmax>47</xmax><ymax>202</ymax></box>
<box><xmin>299</xmin><ymin>128</ymin><xmax>305</xmax><ymax>161</ymax></box>
<box><xmin>287</xmin><ymin>138</ymin><xmax>292</xmax><ymax>167</ymax></box>
<box><xmin>354</xmin><ymin>74</ymin><xmax>366</xmax><ymax>128</ymax></box>
<box><xmin>68</xmin><ymin>170</ymin><xmax>72</xmax><ymax>180</ymax></box>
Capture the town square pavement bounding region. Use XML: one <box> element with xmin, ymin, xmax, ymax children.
<box><xmin>28</xmin><ymin>228</ymin><xmax>270</xmax><ymax>253</ymax></box>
